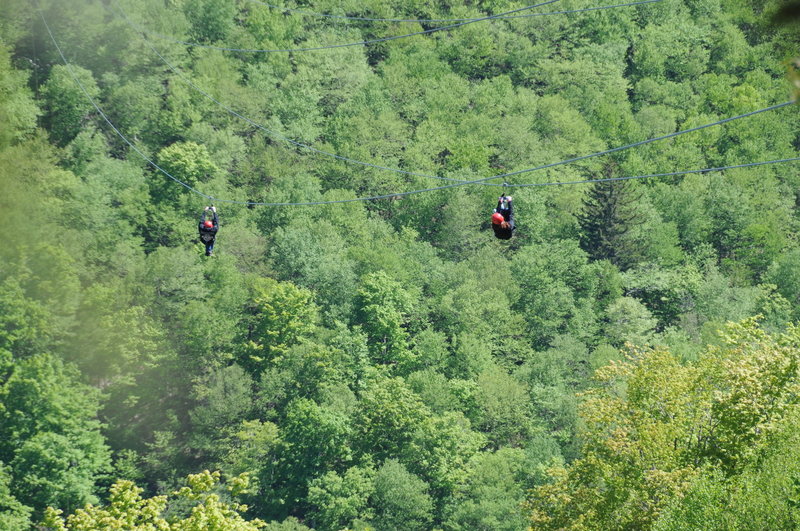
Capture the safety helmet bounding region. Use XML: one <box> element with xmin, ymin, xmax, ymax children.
<box><xmin>203</xmin><ymin>220</ymin><xmax>214</xmax><ymax>228</ymax></box>
<box><xmin>491</xmin><ymin>212</ymin><xmax>504</xmax><ymax>225</ymax></box>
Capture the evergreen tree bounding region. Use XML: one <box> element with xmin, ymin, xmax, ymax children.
<box><xmin>578</xmin><ymin>164</ymin><xmax>645</xmax><ymax>270</ymax></box>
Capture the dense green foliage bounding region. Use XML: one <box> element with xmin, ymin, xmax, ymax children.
<box><xmin>1</xmin><ymin>0</ymin><xmax>799</xmax><ymax>528</ymax></box>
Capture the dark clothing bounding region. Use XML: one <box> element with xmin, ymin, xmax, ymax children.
<box><xmin>492</xmin><ymin>224</ymin><xmax>513</xmax><ymax>240</ymax></box>
<box><xmin>492</xmin><ymin>198</ymin><xmax>515</xmax><ymax>240</ymax></box>
<box><xmin>199</xmin><ymin>210</ymin><xmax>219</xmax><ymax>255</ymax></box>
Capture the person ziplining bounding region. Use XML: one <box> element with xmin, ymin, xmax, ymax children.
<box><xmin>198</xmin><ymin>206</ymin><xmax>219</xmax><ymax>256</ymax></box>
<box><xmin>491</xmin><ymin>195</ymin><xmax>515</xmax><ymax>239</ymax></box>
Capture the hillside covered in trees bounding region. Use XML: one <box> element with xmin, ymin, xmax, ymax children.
<box><xmin>2</xmin><ymin>0</ymin><xmax>800</xmax><ymax>528</ymax></box>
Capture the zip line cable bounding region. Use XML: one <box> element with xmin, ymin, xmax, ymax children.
<box><xmin>118</xmin><ymin>0</ymin><xmax>563</xmax><ymax>53</ymax></box>
<box><xmin>493</xmin><ymin>100</ymin><xmax>794</xmax><ymax>183</ymax></box>
<box><xmin>111</xmin><ymin>1</ymin><xmax>796</xmax><ymax>190</ymax></box>
<box><xmin>40</xmin><ymin>10</ymin><xmax>799</xmax><ymax>207</ymax></box>
<box><xmin>244</xmin><ymin>0</ymin><xmax>662</xmax><ymax>24</ymax></box>
<box><xmin>508</xmin><ymin>156</ymin><xmax>800</xmax><ymax>187</ymax></box>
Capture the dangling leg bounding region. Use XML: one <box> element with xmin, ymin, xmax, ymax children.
<box><xmin>505</xmin><ymin>198</ymin><xmax>514</xmax><ymax>231</ymax></box>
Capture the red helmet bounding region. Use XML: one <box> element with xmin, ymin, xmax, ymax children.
<box><xmin>491</xmin><ymin>212</ymin><xmax>504</xmax><ymax>225</ymax></box>
<box><xmin>203</xmin><ymin>220</ymin><xmax>214</xmax><ymax>228</ymax></box>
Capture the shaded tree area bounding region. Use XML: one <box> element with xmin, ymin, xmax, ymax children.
<box><xmin>0</xmin><ymin>0</ymin><xmax>799</xmax><ymax>528</ymax></box>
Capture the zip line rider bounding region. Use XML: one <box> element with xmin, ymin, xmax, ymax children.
<box><xmin>491</xmin><ymin>195</ymin><xmax>515</xmax><ymax>240</ymax></box>
<box><xmin>199</xmin><ymin>206</ymin><xmax>219</xmax><ymax>256</ymax></box>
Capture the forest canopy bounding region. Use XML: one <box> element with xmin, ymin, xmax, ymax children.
<box><xmin>1</xmin><ymin>0</ymin><xmax>800</xmax><ymax>529</ymax></box>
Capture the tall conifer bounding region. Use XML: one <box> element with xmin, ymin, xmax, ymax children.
<box><xmin>578</xmin><ymin>164</ymin><xmax>644</xmax><ymax>270</ymax></box>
